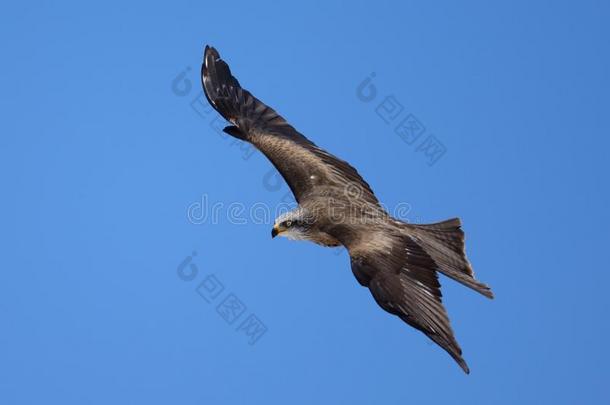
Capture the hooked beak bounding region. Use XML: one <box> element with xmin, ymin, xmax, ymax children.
<box><xmin>271</xmin><ymin>225</ymin><xmax>279</xmax><ymax>238</ymax></box>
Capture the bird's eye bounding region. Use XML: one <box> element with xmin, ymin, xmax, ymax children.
<box><xmin>285</xmin><ymin>220</ymin><xmax>293</xmax><ymax>227</ymax></box>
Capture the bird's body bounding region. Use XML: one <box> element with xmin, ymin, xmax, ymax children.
<box><xmin>201</xmin><ymin>46</ymin><xmax>493</xmax><ymax>373</ymax></box>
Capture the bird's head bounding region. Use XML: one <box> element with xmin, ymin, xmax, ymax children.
<box><xmin>271</xmin><ymin>209</ymin><xmax>312</xmax><ymax>240</ymax></box>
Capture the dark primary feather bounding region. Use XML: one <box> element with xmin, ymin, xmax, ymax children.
<box><xmin>201</xmin><ymin>46</ymin><xmax>379</xmax><ymax>206</ymax></box>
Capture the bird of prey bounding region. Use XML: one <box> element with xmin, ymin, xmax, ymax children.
<box><xmin>201</xmin><ymin>46</ymin><xmax>493</xmax><ymax>374</ymax></box>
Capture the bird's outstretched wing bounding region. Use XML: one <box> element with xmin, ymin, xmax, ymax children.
<box><xmin>201</xmin><ymin>45</ymin><xmax>379</xmax><ymax>206</ymax></box>
<box><xmin>350</xmin><ymin>228</ymin><xmax>473</xmax><ymax>374</ymax></box>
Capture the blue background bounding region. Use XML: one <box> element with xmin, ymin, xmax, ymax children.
<box><xmin>1</xmin><ymin>1</ymin><xmax>609</xmax><ymax>404</ymax></box>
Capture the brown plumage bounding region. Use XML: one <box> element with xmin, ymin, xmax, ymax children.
<box><xmin>201</xmin><ymin>45</ymin><xmax>493</xmax><ymax>373</ymax></box>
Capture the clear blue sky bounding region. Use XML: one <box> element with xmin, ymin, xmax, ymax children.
<box><xmin>1</xmin><ymin>1</ymin><xmax>609</xmax><ymax>404</ymax></box>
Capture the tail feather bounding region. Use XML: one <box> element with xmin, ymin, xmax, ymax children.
<box><xmin>408</xmin><ymin>218</ymin><xmax>494</xmax><ymax>299</ymax></box>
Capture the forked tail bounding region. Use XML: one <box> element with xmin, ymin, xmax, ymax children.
<box><xmin>407</xmin><ymin>218</ymin><xmax>494</xmax><ymax>299</ymax></box>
